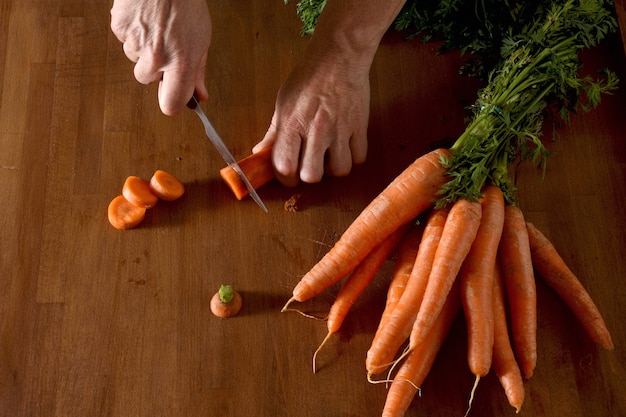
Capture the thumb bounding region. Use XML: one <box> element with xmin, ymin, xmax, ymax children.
<box><xmin>158</xmin><ymin>70</ymin><xmax>197</xmax><ymax>115</ymax></box>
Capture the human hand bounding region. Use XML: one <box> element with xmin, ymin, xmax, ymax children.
<box><xmin>253</xmin><ymin>56</ymin><xmax>370</xmax><ymax>187</ymax></box>
<box><xmin>110</xmin><ymin>0</ymin><xmax>212</xmax><ymax>115</ymax></box>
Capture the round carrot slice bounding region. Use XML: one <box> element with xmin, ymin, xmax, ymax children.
<box><xmin>149</xmin><ymin>170</ymin><xmax>185</xmax><ymax>201</ymax></box>
<box><xmin>122</xmin><ymin>176</ymin><xmax>158</xmax><ymax>208</ymax></box>
<box><xmin>108</xmin><ymin>195</ymin><xmax>146</xmax><ymax>230</ymax></box>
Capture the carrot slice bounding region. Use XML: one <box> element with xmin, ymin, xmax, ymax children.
<box><xmin>149</xmin><ymin>170</ymin><xmax>185</xmax><ymax>201</ymax></box>
<box><xmin>122</xmin><ymin>176</ymin><xmax>158</xmax><ymax>208</ymax></box>
<box><xmin>108</xmin><ymin>195</ymin><xmax>146</xmax><ymax>230</ymax></box>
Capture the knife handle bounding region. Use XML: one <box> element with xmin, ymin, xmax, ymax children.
<box><xmin>220</xmin><ymin>146</ymin><xmax>274</xmax><ymax>200</ymax></box>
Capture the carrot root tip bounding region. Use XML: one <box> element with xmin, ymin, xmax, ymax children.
<box><xmin>463</xmin><ymin>375</ymin><xmax>481</xmax><ymax>417</ymax></box>
<box><xmin>312</xmin><ymin>331</ymin><xmax>333</xmax><ymax>374</ymax></box>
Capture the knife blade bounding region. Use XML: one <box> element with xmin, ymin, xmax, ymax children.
<box><xmin>187</xmin><ymin>94</ymin><xmax>268</xmax><ymax>213</ymax></box>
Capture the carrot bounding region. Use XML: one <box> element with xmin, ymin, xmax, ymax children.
<box><xmin>366</xmin><ymin>207</ymin><xmax>450</xmax><ymax>376</ymax></box>
<box><xmin>498</xmin><ymin>205</ymin><xmax>537</xmax><ymax>379</ymax></box>
<box><xmin>220</xmin><ymin>146</ymin><xmax>274</xmax><ymax>200</ymax></box>
<box><xmin>108</xmin><ymin>195</ymin><xmax>147</xmax><ymax>230</ymax></box>
<box><xmin>287</xmin><ymin>148</ymin><xmax>451</xmax><ymax>305</ymax></box>
<box><xmin>313</xmin><ymin>225</ymin><xmax>409</xmax><ymax>373</ymax></box>
<box><xmin>149</xmin><ymin>170</ymin><xmax>185</xmax><ymax>201</ymax></box>
<box><xmin>381</xmin><ymin>280</ymin><xmax>461</xmax><ymax>417</ymax></box>
<box><xmin>210</xmin><ymin>285</ymin><xmax>243</xmax><ymax>318</ymax></box>
<box><xmin>459</xmin><ymin>185</ymin><xmax>504</xmax><ymax>389</ymax></box>
<box><xmin>326</xmin><ymin>225</ymin><xmax>409</xmax><ymax>335</ymax></box>
<box><xmin>377</xmin><ymin>224</ymin><xmax>425</xmax><ymax>332</ymax></box>
<box><xmin>122</xmin><ymin>175</ymin><xmax>159</xmax><ymax>208</ymax></box>
<box><xmin>492</xmin><ymin>259</ymin><xmax>525</xmax><ymax>414</ymax></box>
<box><xmin>525</xmin><ymin>222</ymin><xmax>613</xmax><ymax>350</ymax></box>
<box><xmin>409</xmin><ymin>198</ymin><xmax>482</xmax><ymax>351</ymax></box>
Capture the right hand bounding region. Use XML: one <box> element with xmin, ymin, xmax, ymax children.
<box><xmin>110</xmin><ymin>0</ymin><xmax>212</xmax><ymax>115</ymax></box>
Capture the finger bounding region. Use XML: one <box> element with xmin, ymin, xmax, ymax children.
<box><xmin>349</xmin><ymin>128</ymin><xmax>368</xmax><ymax>165</ymax></box>
<box><xmin>272</xmin><ymin>129</ymin><xmax>303</xmax><ymax>188</ymax></box>
<box><xmin>299</xmin><ymin>138</ymin><xmax>327</xmax><ymax>184</ymax></box>
<box><xmin>193</xmin><ymin>52</ymin><xmax>209</xmax><ymax>102</ymax></box>
<box><xmin>324</xmin><ymin>139</ymin><xmax>353</xmax><ymax>178</ymax></box>
<box><xmin>122</xmin><ymin>41</ymin><xmax>140</xmax><ymax>63</ymax></box>
<box><xmin>133</xmin><ymin>57</ymin><xmax>163</xmax><ymax>85</ymax></box>
<box><xmin>158</xmin><ymin>69</ymin><xmax>197</xmax><ymax>115</ymax></box>
<box><xmin>253</xmin><ymin>118</ymin><xmax>278</xmax><ymax>154</ymax></box>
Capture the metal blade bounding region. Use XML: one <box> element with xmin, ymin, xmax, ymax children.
<box><xmin>188</xmin><ymin>95</ymin><xmax>268</xmax><ymax>213</ymax></box>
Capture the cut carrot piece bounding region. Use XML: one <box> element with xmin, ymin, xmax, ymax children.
<box><xmin>108</xmin><ymin>195</ymin><xmax>146</xmax><ymax>230</ymax></box>
<box><xmin>122</xmin><ymin>176</ymin><xmax>158</xmax><ymax>208</ymax></box>
<box><xmin>220</xmin><ymin>146</ymin><xmax>274</xmax><ymax>200</ymax></box>
<box><xmin>149</xmin><ymin>170</ymin><xmax>185</xmax><ymax>201</ymax></box>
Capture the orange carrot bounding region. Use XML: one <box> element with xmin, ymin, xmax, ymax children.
<box><xmin>492</xmin><ymin>259</ymin><xmax>525</xmax><ymax>413</ymax></box>
<box><xmin>498</xmin><ymin>205</ymin><xmax>536</xmax><ymax>379</ymax></box>
<box><xmin>377</xmin><ymin>225</ymin><xmax>425</xmax><ymax>332</ymax></box>
<box><xmin>313</xmin><ymin>225</ymin><xmax>409</xmax><ymax>372</ymax></box>
<box><xmin>122</xmin><ymin>175</ymin><xmax>159</xmax><ymax>209</ymax></box>
<box><xmin>210</xmin><ymin>285</ymin><xmax>243</xmax><ymax>318</ymax></box>
<box><xmin>459</xmin><ymin>185</ymin><xmax>504</xmax><ymax>384</ymax></box>
<box><xmin>525</xmin><ymin>222</ymin><xmax>613</xmax><ymax>350</ymax></box>
<box><xmin>287</xmin><ymin>148</ymin><xmax>451</xmax><ymax>305</ymax></box>
<box><xmin>220</xmin><ymin>146</ymin><xmax>274</xmax><ymax>200</ymax></box>
<box><xmin>149</xmin><ymin>170</ymin><xmax>185</xmax><ymax>201</ymax></box>
<box><xmin>327</xmin><ymin>225</ymin><xmax>409</xmax><ymax>335</ymax></box>
<box><xmin>108</xmin><ymin>195</ymin><xmax>147</xmax><ymax>230</ymax></box>
<box><xmin>366</xmin><ymin>207</ymin><xmax>450</xmax><ymax>376</ymax></box>
<box><xmin>381</xmin><ymin>280</ymin><xmax>461</xmax><ymax>417</ymax></box>
<box><xmin>410</xmin><ymin>198</ymin><xmax>482</xmax><ymax>351</ymax></box>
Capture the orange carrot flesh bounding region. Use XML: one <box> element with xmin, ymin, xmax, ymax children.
<box><xmin>498</xmin><ymin>205</ymin><xmax>537</xmax><ymax>379</ymax></box>
<box><xmin>410</xmin><ymin>198</ymin><xmax>482</xmax><ymax>349</ymax></box>
<box><xmin>291</xmin><ymin>148</ymin><xmax>451</xmax><ymax>303</ymax></box>
<box><xmin>220</xmin><ymin>146</ymin><xmax>274</xmax><ymax>200</ymax></box>
<box><xmin>313</xmin><ymin>225</ymin><xmax>409</xmax><ymax>373</ymax></box>
<box><xmin>108</xmin><ymin>195</ymin><xmax>147</xmax><ymax>230</ymax></box>
<box><xmin>377</xmin><ymin>225</ymin><xmax>425</xmax><ymax>333</ymax></box>
<box><xmin>493</xmin><ymin>259</ymin><xmax>525</xmax><ymax>413</ymax></box>
<box><xmin>459</xmin><ymin>185</ymin><xmax>504</xmax><ymax>378</ymax></box>
<box><xmin>122</xmin><ymin>176</ymin><xmax>159</xmax><ymax>209</ymax></box>
<box><xmin>381</xmin><ymin>280</ymin><xmax>461</xmax><ymax>417</ymax></box>
<box><xmin>525</xmin><ymin>222</ymin><xmax>613</xmax><ymax>350</ymax></box>
<box><xmin>366</xmin><ymin>207</ymin><xmax>449</xmax><ymax>376</ymax></box>
<box><xmin>149</xmin><ymin>170</ymin><xmax>185</xmax><ymax>201</ymax></box>
<box><xmin>327</xmin><ymin>224</ymin><xmax>409</xmax><ymax>334</ymax></box>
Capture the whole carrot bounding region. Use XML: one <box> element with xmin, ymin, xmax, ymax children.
<box><xmin>410</xmin><ymin>198</ymin><xmax>482</xmax><ymax>350</ymax></box>
<box><xmin>498</xmin><ymin>205</ymin><xmax>536</xmax><ymax>379</ymax></box>
<box><xmin>492</xmin><ymin>259</ymin><xmax>525</xmax><ymax>413</ymax></box>
<box><xmin>381</xmin><ymin>280</ymin><xmax>461</xmax><ymax>417</ymax></box>
<box><xmin>366</xmin><ymin>207</ymin><xmax>450</xmax><ymax>376</ymax></box>
<box><xmin>459</xmin><ymin>185</ymin><xmax>504</xmax><ymax>383</ymax></box>
<box><xmin>313</xmin><ymin>225</ymin><xmax>409</xmax><ymax>373</ymax></box>
<box><xmin>286</xmin><ymin>148</ymin><xmax>451</xmax><ymax>304</ymax></box>
<box><xmin>377</xmin><ymin>225</ymin><xmax>425</xmax><ymax>331</ymax></box>
<box><xmin>525</xmin><ymin>222</ymin><xmax>613</xmax><ymax>350</ymax></box>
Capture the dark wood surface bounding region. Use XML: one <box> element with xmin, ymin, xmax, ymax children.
<box><xmin>1</xmin><ymin>1</ymin><xmax>625</xmax><ymax>416</ymax></box>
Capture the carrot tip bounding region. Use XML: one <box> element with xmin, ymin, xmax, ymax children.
<box><xmin>281</xmin><ymin>297</ymin><xmax>296</xmax><ymax>313</ymax></box>
<box><xmin>312</xmin><ymin>331</ymin><xmax>333</xmax><ymax>374</ymax></box>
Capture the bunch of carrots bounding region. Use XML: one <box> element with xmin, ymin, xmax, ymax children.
<box><xmin>282</xmin><ymin>150</ymin><xmax>613</xmax><ymax>415</ymax></box>
<box><xmin>274</xmin><ymin>1</ymin><xmax>617</xmax><ymax>416</ymax></box>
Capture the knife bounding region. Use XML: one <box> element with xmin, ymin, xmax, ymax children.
<box><xmin>187</xmin><ymin>94</ymin><xmax>268</xmax><ymax>213</ymax></box>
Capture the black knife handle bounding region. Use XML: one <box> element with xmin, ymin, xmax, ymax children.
<box><xmin>186</xmin><ymin>92</ymin><xmax>200</xmax><ymax>109</ymax></box>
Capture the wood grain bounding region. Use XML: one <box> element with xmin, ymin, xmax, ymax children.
<box><xmin>1</xmin><ymin>1</ymin><xmax>625</xmax><ymax>416</ymax></box>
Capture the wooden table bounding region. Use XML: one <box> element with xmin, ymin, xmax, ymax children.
<box><xmin>1</xmin><ymin>1</ymin><xmax>625</xmax><ymax>416</ymax></box>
